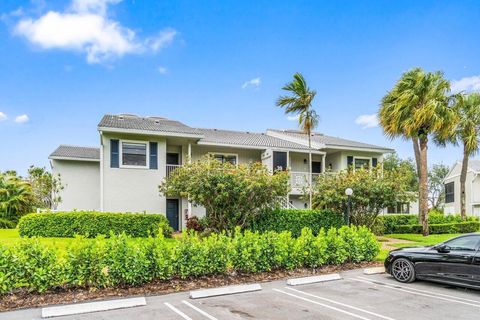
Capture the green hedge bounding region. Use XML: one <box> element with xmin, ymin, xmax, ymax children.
<box><xmin>0</xmin><ymin>218</ymin><xmax>16</xmax><ymax>229</ymax></box>
<box><xmin>250</xmin><ymin>209</ymin><xmax>344</xmax><ymax>237</ymax></box>
<box><xmin>379</xmin><ymin>213</ymin><xmax>479</xmax><ymax>234</ymax></box>
<box><xmin>0</xmin><ymin>226</ymin><xmax>379</xmax><ymax>293</ymax></box>
<box><xmin>18</xmin><ymin>212</ymin><xmax>173</xmax><ymax>238</ymax></box>
<box><xmin>394</xmin><ymin>221</ymin><xmax>480</xmax><ymax>234</ymax></box>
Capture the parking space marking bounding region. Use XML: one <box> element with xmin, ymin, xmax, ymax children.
<box><xmin>273</xmin><ymin>289</ymin><xmax>373</xmax><ymax>320</ymax></box>
<box><xmin>164</xmin><ymin>302</ymin><xmax>193</xmax><ymax>320</ymax></box>
<box><xmin>285</xmin><ymin>287</ymin><xmax>396</xmax><ymax>320</ymax></box>
<box><xmin>356</xmin><ymin>276</ymin><xmax>480</xmax><ymax>304</ymax></box>
<box><xmin>182</xmin><ymin>301</ymin><xmax>218</xmax><ymax>320</ymax></box>
<box><xmin>352</xmin><ymin>277</ymin><xmax>480</xmax><ymax>308</ymax></box>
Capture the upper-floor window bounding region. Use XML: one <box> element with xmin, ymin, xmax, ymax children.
<box><xmin>354</xmin><ymin>158</ymin><xmax>370</xmax><ymax>170</ymax></box>
<box><xmin>445</xmin><ymin>182</ymin><xmax>454</xmax><ymax>203</ymax></box>
<box><xmin>212</xmin><ymin>153</ymin><xmax>237</xmax><ymax>165</ymax></box>
<box><xmin>122</xmin><ymin>142</ymin><xmax>147</xmax><ymax>167</ymax></box>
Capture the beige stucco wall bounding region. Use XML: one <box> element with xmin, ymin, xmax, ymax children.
<box><xmin>101</xmin><ymin>132</ymin><xmax>167</xmax><ymax>213</ymax></box>
<box><xmin>51</xmin><ymin>159</ymin><xmax>100</xmax><ymax>211</ymax></box>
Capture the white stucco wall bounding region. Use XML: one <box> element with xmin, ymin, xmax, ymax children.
<box><xmin>444</xmin><ymin>163</ymin><xmax>480</xmax><ymax>216</ymax></box>
<box><xmin>51</xmin><ymin>159</ymin><xmax>100</xmax><ymax>211</ymax></box>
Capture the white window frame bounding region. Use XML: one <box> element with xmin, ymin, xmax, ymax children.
<box><xmin>120</xmin><ymin>139</ymin><xmax>149</xmax><ymax>169</ymax></box>
<box><xmin>353</xmin><ymin>156</ymin><xmax>371</xmax><ymax>171</ymax></box>
<box><xmin>208</xmin><ymin>152</ymin><xmax>239</xmax><ymax>165</ymax></box>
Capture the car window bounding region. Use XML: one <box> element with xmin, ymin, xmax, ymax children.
<box><xmin>444</xmin><ymin>236</ymin><xmax>480</xmax><ymax>251</ymax></box>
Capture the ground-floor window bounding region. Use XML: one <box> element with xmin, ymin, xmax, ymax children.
<box><xmin>387</xmin><ymin>202</ymin><xmax>410</xmax><ymax>214</ymax></box>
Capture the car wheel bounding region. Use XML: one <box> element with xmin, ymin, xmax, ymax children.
<box><xmin>391</xmin><ymin>258</ymin><xmax>416</xmax><ymax>283</ymax></box>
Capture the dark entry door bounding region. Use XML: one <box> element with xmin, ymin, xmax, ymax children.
<box><xmin>273</xmin><ymin>151</ymin><xmax>287</xmax><ymax>171</ymax></box>
<box><xmin>312</xmin><ymin>161</ymin><xmax>322</xmax><ymax>173</ymax></box>
<box><xmin>166</xmin><ymin>199</ymin><xmax>179</xmax><ymax>231</ymax></box>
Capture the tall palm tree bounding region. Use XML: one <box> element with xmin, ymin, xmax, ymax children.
<box><xmin>0</xmin><ymin>172</ymin><xmax>34</xmax><ymax>222</ymax></box>
<box><xmin>277</xmin><ymin>73</ymin><xmax>319</xmax><ymax>208</ymax></box>
<box><xmin>379</xmin><ymin>68</ymin><xmax>457</xmax><ymax>236</ymax></box>
<box><xmin>438</xmin><ymin>92</ymin><xmax>480</xmax><ymax>218</ymax></box>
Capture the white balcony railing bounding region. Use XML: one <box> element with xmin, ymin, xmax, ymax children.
<box><xmin>166</xmin><ymin>164</ymin><xmax>181</xmax><ymax>177</ymax></box>
<box><xmin>290</xmin><ymin>172</ymin><xmax>321</xmax><ymax>189</ymax></box>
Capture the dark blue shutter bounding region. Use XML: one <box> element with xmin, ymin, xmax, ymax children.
<box><xmin>372</xmin><ymin>158</ymin><xmax>378</xmax><ymax>167</ymax></box>
<box><xmin>110</xmin><ymin>139</ymin><xmax>119</xmax><ymax>168</ymax></box>
<box><xmin>149</xmin><ymin>142</ymin><xmax>158</xmax><ymax>169</ymax></box>
<box><xmin>347</xmin><ymin>156</ymin><xmax>353</xmax><ymax>168</ymax></box>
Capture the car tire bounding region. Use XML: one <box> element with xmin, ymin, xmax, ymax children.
<box><xmin>391</xmin><ymin>258</ymin><xmax>416</xmax><ymax>283</ymax></box>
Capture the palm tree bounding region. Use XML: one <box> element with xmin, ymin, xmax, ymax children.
<box><xmin>439</xmin><ymin>93</ymin><xmax>480</xmax><ymax>218</ymax></box>
<box><xmin>379</xmin><ymin>68</ymin><xmax>457</xmax><ymax>236</ymax></box>
<box><xmin>0</xmin><ymin>172</ymin><xmax>34</xmax><ymax>222</ymax></box>
<box><xmin>277</xmin><ymin>73</ymin><xmax>319</xmax><ymax>208</ymax></box>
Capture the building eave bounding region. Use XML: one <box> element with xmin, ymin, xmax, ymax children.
<box><xmin>98</xmin><ymin>127</ymin><xmax>204</xmax><ymax>139</ymax></box>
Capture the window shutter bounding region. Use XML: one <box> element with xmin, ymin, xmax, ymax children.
<box><xmin>372</xmin><ymin>158</ymin><xmax>378</xmax><ymax>167</ymax></box>
<box><xmin>149</xmin><ymin>142</ymin><xmax>158</xmax><ymax>169</ymax></box>
<box><xmin>110</xmin><ymin>139</ymin><xmax>119</xmax><ymax>168</ymax></box>
<box><xmin>347</xmin><ymin>156</ymin><xmax>353</xmax><ymax>168</ymax></box>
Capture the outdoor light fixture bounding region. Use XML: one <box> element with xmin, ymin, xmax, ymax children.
<box><xmin>345</xmin><ymin>188</ymin><xmax>353</xmax><ymax>225</ymax></box>
<box><xmin>304</xmin><ymin>159</ymin><xmax>307</xmax><ymax>164</ymax></box>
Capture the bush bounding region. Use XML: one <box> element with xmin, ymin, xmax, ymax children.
<box><xmin>250</xmin><ymin>209</ymin><xmax>344</xmax><ymax>237</ymax></box>
<box><xmin>0</xmin><ymin>218</ymin><xmax>16</xmax><ymax>229</ymax></box>
<box><xmin>379</xmin><ymin>214</ymin><xmax>479</xmax><ymax>234</ymax></box>
<box><xmin>394</xmin><ymin>221</ymin><xmax>480</xmax><ymax>234</ymax></box>
<box><xmin>18</xmin><ymin>211</ymin><xmax>173</xmax><ymax>238</ymax></box>
<box><xmin>0</xmin><ymin>226</ymin><xmax>379</xmax><ymax>294</ymax></box>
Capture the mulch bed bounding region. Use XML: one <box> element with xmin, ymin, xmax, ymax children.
<box><xmin>0</xmin><ymin>261</ymin><xmax>381</xmax><ymax>312</ymax></box>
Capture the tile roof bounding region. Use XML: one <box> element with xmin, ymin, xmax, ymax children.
<box><xmin>195</xmin><ymin>128</ymin><xmax>313</xmax><ymax>151</ymax></box>
<box><xmin>267</xmin><ymin>129</ymin><xmax>394</xmax><ymax>152</ymax></box>
<box><xmin>49</xmin><ymin>145</ymin><xmax>100</xmax><ymax>161</ymax></box>
<box><xmin>98</xmin><ymin>114</ymin><xmax>203</xmax><ymax>137</ymax></box>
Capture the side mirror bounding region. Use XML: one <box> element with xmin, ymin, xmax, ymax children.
<box><xmin>435</xmin><ymin>244</ymin><xmax>451</xmax><ymax>253</ymax></box>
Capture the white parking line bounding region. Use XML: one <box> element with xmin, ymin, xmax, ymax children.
<box><xmin>182</xmin><ymin>300</ymin><xmax>218</xmax><ymax>320</ymax></box>
<box><xmin>164</xmin><ymin>302</ymin><xmax>193</xmax><ymax>320</ymax></box>
<box><xmin>273</xmin><ymin>289</ymin><xmax>373</xmax><ymax>320</ymax></box>
<box><xmin>352</xmin><ymin>277</ymin><xmax>480</xmax><ymax>308</ymax></box>
<box><xmin>356</xmin><ymin>276</ymin><xmax>480</xmax><ymax>304</ymax></box>
<box><xmin>285</xmin><ymin>287</ymin><xmax>397</xmax><ymax>320</ymax></box>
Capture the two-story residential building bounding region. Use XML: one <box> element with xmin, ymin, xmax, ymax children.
<box><xmin>49</xmin><ymin>114</ymin><xmax>394</xmax><ymax>231</ymax></box>
<box><xmin>443</xmin><ymin>160</ymin><xmax>480</xmax><ymax>217</ymax></box>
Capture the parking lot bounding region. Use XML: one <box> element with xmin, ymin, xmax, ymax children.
<box><xmin>3</xmin><ymin>268</ymin><xmax>480</xmax><ymax>320</ymax></box>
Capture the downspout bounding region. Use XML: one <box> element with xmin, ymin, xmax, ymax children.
<box><xmin>187</xmin><ymin>142</ymin><xmax>192</xmax><ymax>217</ymax></box>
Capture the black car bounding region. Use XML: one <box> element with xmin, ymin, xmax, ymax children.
<box><xmin>385</xmin><ymin>233</ymin><xmax>480</xmax><ymax>289</ymax></box>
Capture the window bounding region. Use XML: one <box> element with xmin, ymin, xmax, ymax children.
<box><xmin>122</xmin><ymin>142</ymin><xmax>147</xmax><ymax>167</ymax></box>
<box><xmin>387</xmin><ymin>202</ymin><xmax>410</xmax><ymax>214</ymax></box>
<box><xmin>354</xmin><ymin>158</ymin><xmax>370</xmax><ymax>170</ymax></box>
<box><xmin>445</xmin><ymin>182</ymin><xmax>454</xmax><ymax>203</ymax></box>
<box><xmin>212</xmin><ymin>154</ymin><xmax>237</xmax><ymax>165</ymax></box>
<box><xmin>444</xmin><ymin>236</ymin><xmax>480</xmax><ymax>251</ymax></box>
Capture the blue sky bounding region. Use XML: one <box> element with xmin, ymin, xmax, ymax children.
<box><xmin>1</xmin><ymin>0</ymin><xmax>480</xmax><ymax>175</ymax></box>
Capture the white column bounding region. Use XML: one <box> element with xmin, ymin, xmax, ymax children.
<box><xmin>187</xmin><ymin>142</ymin><xmax>192</xmax><ymax>216</ymax></box>
<box><xmin>322</xmin><ymin>154</ymin><xmax>326</xmax><ymax>173</ymax></box>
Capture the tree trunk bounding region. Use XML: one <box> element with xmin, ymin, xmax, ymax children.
<box><xmin>308</xmin><ymin>132</ymin><xmax>312</xmax><ymax>209</ymax></box>
<box><xmin>419</xmin><ymin>136</ymin><xmax>429</xmax><ymax>236</ymax></box>
<box><xmin>412</xmin><ymin>137</ymin><xmax>422</xmax><ymax>219</ymax></box>
<box><xmin>460</xmin><ymin>143</ymin><xmax>469</xmax><ymax>220</ymax></box>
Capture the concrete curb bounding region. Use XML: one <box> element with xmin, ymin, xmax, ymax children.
<box><xmin>363</xmin><ymin>267</ymin><xmax>385</xmax><ymax>275</ymax></box>
<box><xmin>190</xmin><ymin>283</ymin><xmax>262</xmax><ymax>299</ymax></box>
<box><xmin>41</xmin><ymin>297</ymin><xmax>146</xmax><ymax>318</ymax></box>
<box><xmin>287</xmin><ymin>273</ymin><xmax>342</xmax><ymax>286</ymax></box>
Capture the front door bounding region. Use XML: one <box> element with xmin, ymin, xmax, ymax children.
<box><xmin>166</xmin><ymin>199</ymin><xmax>179</xmax><ymax>231</ymax></box>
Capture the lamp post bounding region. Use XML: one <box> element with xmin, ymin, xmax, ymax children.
<box><xmin>345</xmin><ymin>188</ymin><xmax>353</xmax><ymax>226</ymax></box>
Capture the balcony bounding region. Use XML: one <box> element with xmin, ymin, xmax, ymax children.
<box><xmin>290</xmin><ymin>172</ymin><xmax>321</xmax><ymax>189</ymax></box>
<box><xmin>166</xmin><ymin>164</ymin><xmax>181</xmax><ymax>177</ymax></box>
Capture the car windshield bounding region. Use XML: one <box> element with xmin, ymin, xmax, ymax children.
<box><xmin>444</xmin><ymin>236</ymin><xmax>480</xmax><ymax>251</ymax></box>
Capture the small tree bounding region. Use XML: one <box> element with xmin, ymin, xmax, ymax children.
<box><xmin>312</xmin><ymin>167</ymin><xmax>415</xmax><ymax>228</ymax></box>
<box><xmin>382</xmin><ymin>153</ymin><xmax>418</xmax><ymax>192</ymax></box>
<box><xmin>159</xmin><ymin>156</ymin><xmax>290</xmax><ymax>232</ymax></box>
<box><xmin>428</xmin><ymin>163</ymin><xmax>450</xmax><ymax>210</ymax></box>
<box><xmin>0</xmin><ymin>172</ymin><xmax>35</xmax><ymax>222</ymax></box>
<box><xmin>27</xmin><ymin>166</ymin><xmax>64</xmax><ymax>210</ymax></box>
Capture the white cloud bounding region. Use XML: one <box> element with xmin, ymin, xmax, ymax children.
<box><xmin>15</xmin><ymin>114</ymin><xmax>29</xmax><ymax>124</ymax></box>
<box><xmin>241</xmin><ymin>77</ymin><xmax>261</xmax><ymax>89</ymax></box>
<box><xmin>0</xmin><ymin>112</ymin><xmax>7</xmax><ymax>122</ymax></box>
<box><xmin>12</xmin><ymin>0</ymin><xmax>177</xmax><ymax>64</ymax></box>
<box><xmin>355</xmin><ymin>114</ymin><xmax>378</xmax><ymax>129</ymax></box>
<box><xmin>287</xmin><ymin>115</ymin><xmax>299</xmax><ymax>121</ymax></box>
<box><xmin>451</xmin><ymin>75</ymin><xmax>480</xmax><ymax>93</ymax></box>
<box><xmin>146</xmin><ymin>29</ymin><xmax>177</xmax><ymax>52</ymax></box>
<box><xmin>158</xmin><ymin>66</ymin><xmax>167</xmax><ymax>74</ymax></box>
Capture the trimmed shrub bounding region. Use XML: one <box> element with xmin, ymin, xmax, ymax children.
<box><xmin>0</xmin><ymin>218</ymin><xmax>16</xmax><ymax>229</ymax></box>
<box><xmin>18</xmin><ymin>211</ymin><xmax>173</xmax><ymax>238</ymax></box>
<box><xmin>250</xmin><ymin>209</ymin><xmax>344</xmax><ymax>237</ymax></box>
<box><xmin>395</xmin><ymin>221</ymin><xmax>480</xmax><ymax>234</ymax></box>
<box><xmin>0</xmin><ymin>226</ymin><xmax>379</xmax><ymax>294</ymax></box>
<box><xmin>379</xmin><ymin>214</ymin><xmax>479</xmax><ymax>234</ymax></box>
